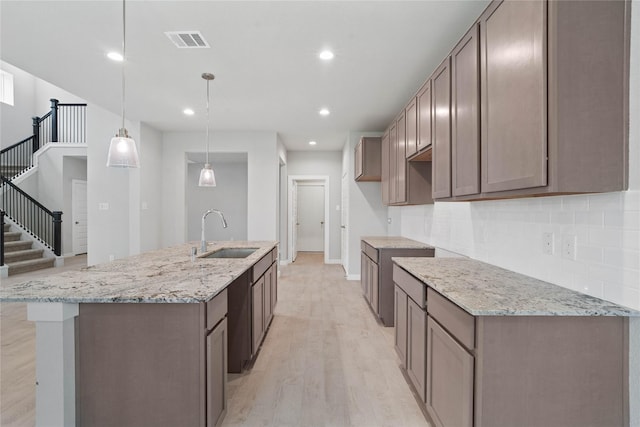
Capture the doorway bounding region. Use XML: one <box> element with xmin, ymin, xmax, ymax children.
<box><xmin>72</xmin><ymin>179</ymin><xmax>87</xmax><ymax>255</ymax></box>
<box><xmin>288</xmin><ymin>175</ymin><xmax>329</xmax><ymax>264</ymax></box>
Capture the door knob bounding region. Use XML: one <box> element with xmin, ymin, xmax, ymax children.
<box><xmin>75</xmin><ymin>221</ymin><xmax>79</xmax><ymax>224</ymax></box>
<box><xmin>341</xmin><ymin>225</ymin><xmax>346</xmax><ymax>229</ymax></box>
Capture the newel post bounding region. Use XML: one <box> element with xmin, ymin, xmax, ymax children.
<box><xmin>32</xmin><ymin>117</ymin><xmax>41</xmax><ymax>153</ymax></box>
<box><xmin>50</xmin><ymin>99</ymin><xmax>59</xmax><ymax>143</ymax></box>
<box><xmin>52</xmin><ymin>211</ymin><xmax>62</xmax><ymax>256</ymax></box>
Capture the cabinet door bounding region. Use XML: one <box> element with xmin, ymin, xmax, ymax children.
<box><xmin>270</xmin><ymin>264</ymin><xmax>277</xmax><ymax>314</ymax></box>
<box><xmin>452</xmin><ymin>25</ymin><xmax>480</xmax><ymax>197</ymax></box>
<box><xmin>370</xmin><ymin>259</ymin><xmax>379</xmax><ymax>315</ymax></box>
<box><xmin>480</xmin><ymin>0</ymin><xmax>547</xmax><ymax>193</ymax></box>
<box><xmin>396</xmin><ymin>112</ymin><xmax>407</xmax><ymax>204</ymax></box>
<box><xmin>407</xmin><ymin>298</ymin><xmax>426</xmax><ymax>402</ymax></box>
<box><xmin>354</xmin><ymin>142</ymin><xmax>363</xmax><ymax>179</ymax></box>
<box><xmin>417</xmin><ymin>80</ymin><xmax>432</xmax><ymax>153</ymax></box>
<box><xmin>207</xmin><ymin>318</ymin><xmax>227</xmax><ymax>427</ymax></box>
<box><xmin>405</xmin><ymin>98</ymin><xmax>418</xmax><ymax>158</ymax></box>
<box><xmin>251</xmin><ymin>277</ymin><xmax>264</xmax><ymax>354</ymax></box>
<box><xmin>381</xmin><ymin>131</ymin><xmax>390</xmax><ymax>205</ymax></box>
<box><xmin>394</xmin><ymin>285</ymin><xmax>408</xmax><ymax>366</ymax></box>
<box><xmin>432</xmin><ymin>58</ymin><xmax>452</xmax><ymax>199</ymax></box>
<box><xmin>389</xmin><ymin>123</ymin><xmax>398</xmax><ymax>204</ymax></box>
<box><xmin>361</xmin><ymin>252</ymin><xmax>368</xmax><ymax>298</ymax></box>
<box><xmin>426</xmin><ymin>317</ymin><xmax>473</xmax><ymax>427</ymax></box>
<box><xmin>264</xmin><ymin>266</ymin><xmax>273</xmax><ymax>327</ymax></box>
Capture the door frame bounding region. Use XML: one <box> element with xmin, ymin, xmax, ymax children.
<box><xmin>71</xmin><ymin>178</ymin><xmax>88</xmax><ymax>255</ymax></box>
<box><xmin>287</xmin><ymin>175</ymin><xmax>330</xmax><ymax>264</ymax></box>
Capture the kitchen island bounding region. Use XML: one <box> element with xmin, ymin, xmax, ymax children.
<box><xmin>0</xmin><ymin>241</ymin><xmax>279</xmax><ymax>427</ymax></box>
<box><xmin>393</xmin><ymin>257</ymin><xmax>639</xmax><ymax>427</ymax></box>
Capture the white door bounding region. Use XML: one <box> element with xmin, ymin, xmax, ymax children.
<box><xmin>291</xmin><ymin>181</ymin><xmax>298</xmax><ymax>262</ymax></box>
<box><xmin>297</xmin><ymin>184</ymin><xmax>324</xmax><ymax>252</ymax></box>
<box><xmin>341</xmin><ymin>173</ymin><xmax>349</xmax><ymax>273</ymax></box>
<box><xmin>72</xmin><ymin>179</ymin><xmax>88</xmax><ymax>255</ymax></box>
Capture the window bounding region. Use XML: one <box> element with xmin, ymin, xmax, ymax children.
<box><xmin>0</xmin><ymin>70</ymin><xmax>14</xmax><ymax>106</ymax></box>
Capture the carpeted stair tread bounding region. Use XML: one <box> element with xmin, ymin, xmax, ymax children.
<box><xmin>4</xmin><ymin>248</ymin><xmax>45</xmax><ymax>263</ymax></box>
<box><xmin>3</xmin><ymin>231</ymin><xmax>21</xmax><ymax>242</ymax></box>
<box><xmin>8</xmin><ymin>257</ymin><xmax>55</xmax><ymax>275</ymax></box>
<box><xmin>3</xmin><ymin>240</ymin><xmax>32</xmax><ymax>252</ymax></box>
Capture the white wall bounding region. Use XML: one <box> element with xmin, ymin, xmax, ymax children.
<box><xmin>186</xmin><ymin>158</ymin><xmax>248</xmax><ymax>242</ymax></box>
<box><xmin>342</xmin><ymin>131</ymin><xmax>388</xmax><ymax>278</ymax></box>
<box><xmin>137</xmin><ymin>123</ymin><xmax>163</xmax><ymax>253</ymax></box>
<box><xmin>0</xmin><ymin>61</ymin><xmax>36</xmax><ymax>148</ymax></box>
<box><xmin>161</xmin><ymin>131</ymin><xmax>279</xmax><ymax>247</ymax></box>
<box><xmin>277</xmin><ymin>137</ymin><xmax>287</xmax><ymax>260</ymax></box>
<box><xmin>287</xmin><ymin>150</ymin><xmax>342</xmax><ymax>261</ymax></box>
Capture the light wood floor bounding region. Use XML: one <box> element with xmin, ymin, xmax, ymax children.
<box><xmin>1</xmin><ymin>253</ymin><xmax>429</xmax><ymax>427</ymax></box>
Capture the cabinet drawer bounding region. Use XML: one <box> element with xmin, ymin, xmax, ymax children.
<box><xmin>393</xmin><ymin>264</ymin><xmax>426</xmax><ymax>308</ymax></box>
<box><xmin>206</xmin><ymin>289</ymin><xmax>228</xmax><ymax>331</ymax></box>
<box><xmin>272</xmin><ymin>247</ymin><xmax>278</xmax><ymax>263</ymax></box>
<box><xmin>361</xmin><ymin>242</ymin><xmax>378</xmax><ymax>262</ymax></box>
<box><xmin>253</xmin><ymin>251</ymin><xmax>273</xmax><ymax>281</ymax></box>
<box><xmin>427</xmin><ymin>288</ymin><xmax>474</xmax><ymax>350</ymax></box>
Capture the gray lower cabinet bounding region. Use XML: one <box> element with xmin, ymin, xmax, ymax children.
<box><xmin>393</xmin><ymin>265</ymin><xmax>628</xmax><ymax>427</ymax></box>
<box><xmin>426</xmin><ymin>316</ymin><xmax>473</xmax><ymax>427</ymax></box>
<box><xmin>78</xmin><ymin>290</ymin><xmax>229</xmax><ymax>427</ymax></box>
<box><xmin>251</xmin><ymin>249</ymin><xmax>278</xmax><ymax>355</ymax></box>
<box><xmin>362</xmin><ymin>240</ymin><xmax>433</xmax><ymax>326</ymax></box>
<box><xmin>393</xmin><ymin>285</ymin><xmax>408</xmax><ymax>365</ymax></box>
<box><xmin>407</xmin><ymin>297</ymin><xmax>427</xmax><ymax>402</ymax></box>
<box><xmin>207</xmin><ymin>318</ymin><xmax>228</xmax><ymax>427</ymax></box>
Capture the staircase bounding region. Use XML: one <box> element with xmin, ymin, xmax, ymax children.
<box><xmin>3</xmin><ymin>222</ymin><xmax>55</xmax><ymax>275</ymax></box>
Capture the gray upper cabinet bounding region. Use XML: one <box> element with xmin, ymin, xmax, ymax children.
<box><xmin>381</xmin><ymin>131</ymin><xmax>390</xmax><ymax>205</ymax></box>
<box><xmin>480</xmin><ymin>0</ymin><xmax>547</xmax><ymax>194</ymax></box>
<box><xmin>396</xmin><ymin>112</ymin><xmax>408</xmax><ymax>204</ymax></box>
<box><xmin>354</xmin><ymin>137</ymin><xmax>382</xmax><ymax>182</ymax></box>
<box><xmin>389</xmin><ymin>122</ymin><xmax>398</xmax><ymax>204</ymax></box>
<box><xmin>417</xmin><ymin>80</ymin><xmax>432</xmax><ymax>155</ymax></box>
<box><xmin>431</xmin><ymin>58</ymin><xmax>452</xmax><ymax>200</ymax></box>
<box><xmin>405</xmin><ymin>98</ymin><xmax>418</xmax><ymax>158</ymax></box>
<box><xmin>452</xmin><ymin>24</ymin><xmax>481</xmax><ymax>197</ymax></box>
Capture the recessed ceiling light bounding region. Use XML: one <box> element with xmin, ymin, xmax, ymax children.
<box><xmin>183</xmin><ymin>108</ymin><xmax>195</xmax><ymax>116</ymax></box>
<box><xmin>319</xmin><ymin>50</ymin><xmax>334</xmax><ymax>60</ymax></box>
<box><xmin>107</xmin><ymin>51</ymin><xmax>123</xmax><ymax>62</ymax></box>
<box><xmin>319</xmin><ymin>108</ymin><xmax>330</xmax><ymax>116</ymax></box>
<box><xmin>309</xmin><ymin>141</ymin><xmax>317</xmax><ymax>146</ymax></box>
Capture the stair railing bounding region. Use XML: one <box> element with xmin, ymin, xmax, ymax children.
<box><xmin>0</xmin><ymin>98</ymin><xmax>87</xmax><ymax>179</ymax></box>
<box><xmin>0</xmin><ymin>176</ymin><xmax>62</xmax><ymax>257</ymax></box>
<box><xmin>1</xmin><ymin>210</ymin><xmax>5</xmax><ymax>266</ymax></box>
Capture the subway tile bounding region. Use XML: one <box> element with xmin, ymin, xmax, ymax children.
<box><xmin>576</xmin><ymin>245</ymin><xmax>604</xmax><ymax>263</ymax></box>
<box><xmin>603</xmin><ymin>248</ymin><xmax>640</xmax><ymax>270</ymax></box>
<box><xmin>575</xmin><ymin>211</ymin><xmax>603</xmax><ymax>227</ymax></box>
<box><xmin>604</xmin><ymin>211</ymin><xmax>640</xmax><ymax>229</ymax></box>
<box><xmin>622</xmin><ymin>190</ymin><xmax>640</xmax><ymax>211</ymax></box>
<box><xmin>588</xmin><ymin>264</ymin><xmax>624</xmax><ymax>284</ymax></box>
<box><xmin>550</xmin><ymin>212</ymin><xmax>574</xmax><ymax>225</ymax></box>
<box><xmin>562</xmin><ymin>195</ymin><xmax>589</xmax><ymax>211</ymax></box>
<box><xmin>589</xmin><ymin>228</ymin><xmax>623</xmax><ymax>248</ymax></box>
<box><xmin>540</xmin><ymin>197</ymin><xmax>564</xmax><ymax>212</ymax></box>
<box><xmin>588</xmin><ymin>192</ymin><xmax>623</xmax><ymax>211</ymax></box>
<box><xmin>603</xmin><ymin>284</ymin><xmax>640</xmax><ymax>310</ymax></box>
<box><xmin>622</xmin><ymin>231</ymin><xmax>640</xmax><ymax>251</ymax></box>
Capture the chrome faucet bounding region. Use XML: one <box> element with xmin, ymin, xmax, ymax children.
<box><xmin>201</xmin><ymin>209</ymin><xmax>228</xmax><ymax>252</ymax></box>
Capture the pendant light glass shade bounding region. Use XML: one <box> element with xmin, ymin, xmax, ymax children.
<box><xmin>198</xmin><ymin>163</ymin><xmax>216</xmax><ymax>186</ymax></box>
<box><xmin>199</xmin><ymin>73</ymin><xmax>216</xmax><ymax>187</ymax></box>
<box><xmin>107</xmin><ymin>128</ymin><xmax>140</xmax><ymax>168</ymax></box>
<box><xmin>107</xmin><ymin>0</ymin><xmax>139</xmax><ymax>168</ymax></box>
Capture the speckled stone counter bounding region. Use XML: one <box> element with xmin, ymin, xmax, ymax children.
<box><xmin>0</xmin><ymin>241</ymin><xmax>277</xmax><ymax>304</ymax></box>
<box><xmin>393</xmin><ymin>257</ymin><xmax>639</xmax><ymax>316</ymax></box>
<box><xmin>362</xmin><ymin>236</ymin><xmax>434</xmax><ymax>250</ymax></box>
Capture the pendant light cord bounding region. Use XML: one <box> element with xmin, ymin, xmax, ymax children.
<box><xmin>206</xmin><ymin>78</ymin><xmax>210</xmax><ymax>164</ymax></box>
<box><xmin>121</xmin><ymin>0</ymin><xmax>126</xmax><ymax>131</ymax></box>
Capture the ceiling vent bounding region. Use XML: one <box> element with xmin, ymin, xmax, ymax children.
<box><xmin>165</xmin><ymin>31</ymin><xmax>210</xmax><ymax>48</ymax></box>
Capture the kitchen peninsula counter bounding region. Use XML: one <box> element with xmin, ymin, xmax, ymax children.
<box><xmin>0</xmin><ymin>241</ymin><xmax>277</xmax><ymax>304</ymax></box>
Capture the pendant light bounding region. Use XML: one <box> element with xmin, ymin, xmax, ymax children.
<box><xmin>107</xmin><ymin>0</ymin><xmax>140</xmax><ymax>168</ymax></box>
<box><xmin>198</xmin><ymin>73</ymin><xmax>216</xmax><ymax>186</ymax></box>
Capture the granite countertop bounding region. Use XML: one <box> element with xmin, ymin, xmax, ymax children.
<box><xmin>393</xmin><ymin>257</ymin><xmax>640</xmax><ymax>317</ymax></box>
<box><xmin>362</xmin><ymin>236</ymin><xmax>434</xmax><ymax>250</ymax></box>
<box><xmin>0</xmin><ymin>241</ymin><xmax>277</xmax><ymax>304</ymax></box>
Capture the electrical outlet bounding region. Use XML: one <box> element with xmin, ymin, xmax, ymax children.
<box><xmin>387</xmin><ymin>218</ymin><xmax>392</xmax><ymax>224</ymax></box>
<box><xmin>542</xmin><ymin>232</ymin><xmax>554</xmax><ymax>255</ymax></box>
<box><xmin>109</xmin><ymin>254</ymin><xmax>115</xmax><ymax>262</ymax></box>
<box><xmin>99</xmin><ymin>202</ymin><xmax>109</xmax><ymax>211</ymax></box>
<box><xmin>141</xmin><ymin>202</ymin><xmax>148</xmax><ymax>210</ymax></box>
<box><xmin>562</xmin><ymin>234</ymin><xmax>577</xmax><ymax>260</ymax></box>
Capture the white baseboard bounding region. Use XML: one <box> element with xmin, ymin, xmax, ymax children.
<box><xmin>325</xmin><ymin>258</ymin><xmax>342</xmax><ymax>264</ymax></box>
<box><xmin>346</xmin><ymin>274</ymin><xmax>361</xmax><ymax>281</ymax></box>
<box><xmin>279</xmin><ymin>260</ymin><xmax>290</xmax><ymax>266</ymax></box>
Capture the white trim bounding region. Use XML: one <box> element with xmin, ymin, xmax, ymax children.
<box><xmin>287</xmin><ymin>175</ymin><xmax>331</xmax><ymax>265</ymax></box>
<box><xmin>0</xmin><ymin>265</ymin><xmax>8</xmax><ymax>278</ymax></box>
<box><xmin>346</xmin><ymin>274</ymin><xmax>361</xmax><ymax>281</ymax></box>
<box><xmin>279</xmin><ymin>260</ymin><xmax>290</xmax><ymax>266</ymax></box>
<box><xmin>325</xmin><ymin>258</ymin><xmax>342</xmax><ymax>264</ymax></box>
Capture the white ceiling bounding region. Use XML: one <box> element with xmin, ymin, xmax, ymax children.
<box><xmin>0</xmin><ymin>1</ymin><xmax>489</xmax><ymax>151</ymax></box>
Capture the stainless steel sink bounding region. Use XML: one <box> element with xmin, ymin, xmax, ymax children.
<box><xmin>201</xmin><ymin>248</ymin><xmax>258</xmax><ymax>259</ymax></box>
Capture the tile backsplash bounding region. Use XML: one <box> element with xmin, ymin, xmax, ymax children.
<box><xmin>396</xmin><ymin>190</ymin><xmax>640</xmax><ymax>311</ymax></box>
